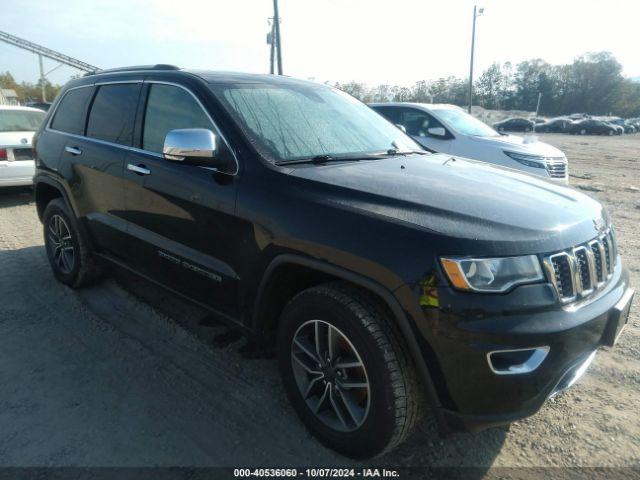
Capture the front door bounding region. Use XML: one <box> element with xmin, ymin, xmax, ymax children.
<box><xmin>396</xmin><ymin>108</ymin><xmax>452</xmax><ymax>154</ymax></box>
<box><xmin>122</xmin><ymin>82</ymin><xmax>241</xmax><ymax>319</ymax></box>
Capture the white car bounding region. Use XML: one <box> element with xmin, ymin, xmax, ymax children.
<box><xmin>370</xmin><ymin>103</ymin><xmax>569</xmax><ymax>184</ymax></box>
<box><xmin>0</xmin><ymin>105</ymin><xmax>46</xmax><ymax>187</ymax></box>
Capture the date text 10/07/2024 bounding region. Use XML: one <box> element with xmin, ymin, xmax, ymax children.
<box><xmin>233</xmin><ymin>468</ymin><xmax>400</xmax><ymax>478</ymax></box>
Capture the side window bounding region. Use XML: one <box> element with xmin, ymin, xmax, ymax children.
<box><xmin>398</xmin><ymin>109</ymin><xmax>443</xmax><ymax>137</ymax></box>
<box><xmin>142</xmin><ymin>84</ymin><xmax>213</xmax><ymax>153</ymax></box>
<box><xmin>50</xmin><ymin>87</ymin><xmax>92</xmax><ymax>135</ymax></box>
<box><xmin>86</xmin><ymin>83</ymin><xmax>140</xmax><ymax>145</ymax></box>
<box><xmin>373</xmin><ymin>106</ymin><xmax>400</xmax><ymax>124</ymax></box>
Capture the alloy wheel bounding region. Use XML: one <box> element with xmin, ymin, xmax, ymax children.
<box><xmin>48</xmin><ymin>214</ymin><xmax>75</xmax><ymax>274</ymax></box>
<box><xmin>291</xmin><ymin>319</ymin><xmax>370</xmax><ymax>432</ymax></box>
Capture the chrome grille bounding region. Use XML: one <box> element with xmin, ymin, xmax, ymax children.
<box><xmin>545</xmin><ymin>157</ymin><xmax>567</xmax><ymax>179</ymax></box>
<box><xmin>544</xmin><ymin>228</ymin><xmax>617</xmax><ymax>303</ymax></box>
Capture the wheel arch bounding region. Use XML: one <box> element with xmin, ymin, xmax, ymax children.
<box><xmin>34</xmin><ymin>176</ymin><xmax>75</xmax><ymax>221</ymax></box>
<box><xmin>252</xmin><ymin>254</ymin><xmax>448</xmax><ymax>433</ymax></box>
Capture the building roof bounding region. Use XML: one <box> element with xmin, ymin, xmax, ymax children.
<box><xmin>1</xmin><ymin>89</ymin><xmax>18</xmax><ymax>98</ymax></box>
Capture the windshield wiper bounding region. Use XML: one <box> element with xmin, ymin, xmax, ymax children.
<box><xmin>275</xmin><ymin>150</ymin><xmax>426</xmax><ymax>166</ymax></box>
<box><xmin>275</xmin><ymin>154</ymin><xmax>359</xmax><ymax>166</ymax></box>
<box><xmin>385</xmin><ymin>148</ymin><xmax>428</xmax><ymax>156</ymax></box>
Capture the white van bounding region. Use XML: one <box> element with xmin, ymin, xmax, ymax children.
<box><xmin>370</xmin><ymin>103</ymin><xmax>568</xmax><ymax>184</ymax></box>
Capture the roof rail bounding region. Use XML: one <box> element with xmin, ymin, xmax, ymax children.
<box><xmin>84</xmin><ymin>64</ymin><xmax>180</xmax><ymax>76</ymax></box>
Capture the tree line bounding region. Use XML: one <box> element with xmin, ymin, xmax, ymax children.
<box><xmin>2</xmin><ymin>51</ymin><xmax>639</xmax><ymax>117</ymax></box>
<box><xmin>333</xmin><ymin>52</ymin><xmax>640</xmax><ymax>118</ymax></box>
<box><xmin>0</xmin><ymin>72</ymin><xmax>62</xmax><ymax>103</ymax></box>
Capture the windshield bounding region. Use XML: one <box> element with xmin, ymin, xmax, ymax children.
<box><xmin>210</xmin><ymin>82</ymin><xmax>421</xmax><ymax>162</ymax></box>
<box><xmin>434</xmin><ymin>108</ymin><xmax>499</xmax><ymax>137</ymax></box>
<box><xmin>0</xmin><ymin>110</ymin><xmax>46</xmax><ymax>133</ymax></box>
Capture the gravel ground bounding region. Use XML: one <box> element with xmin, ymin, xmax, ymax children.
<box><xmin>0</xmin><ymin>133</ymin><xmax>638</xmax><ymax>470</ymax></box>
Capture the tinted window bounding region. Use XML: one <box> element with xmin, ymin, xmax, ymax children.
<box><xmin>373</xmin><ymin>106</ymin><xmax>400</xmax><ymax>123</ymax></box>
<box><xmin>86</xmin><ymin>83</ymin><xmax>140</xmax><ymax>145</ymax></box>
<box><xmin>50</xmin><ymin>87</ymin><xmax>92</xmax><ymax>134</ymax></box>
<box><xmin>142</xmin><ymin>84</ymin><xmax>212</xmax><ymax>153</ymax></box>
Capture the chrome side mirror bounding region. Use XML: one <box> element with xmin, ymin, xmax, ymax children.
<box><xmin>427</xmin><ymin>127</ymin><xmax>446</xmax><ymax>138</ymax></box>
<box><xmin>163</xmin><ymin>128</ymin><xmax>217</xmax><ymax>164</ymax></box>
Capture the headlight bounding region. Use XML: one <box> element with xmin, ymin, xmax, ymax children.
<box><xmin>504</xmin><ymin>151</ymin><xmax>546</xmax><ymax>169</ymax></box>
<box><xmin>440</xmin><ymin>255</ymin><xmax>544</xmax><ymax>293</ymax></box>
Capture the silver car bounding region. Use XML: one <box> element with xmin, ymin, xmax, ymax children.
<box><xmin>0</xmin><ymin>105</ymin><xmax>46</xmax><ymax>186</ymax></box>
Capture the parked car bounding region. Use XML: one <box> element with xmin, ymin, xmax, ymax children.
<box><xmin>534</xmin><ymin>117</ymin><xmax>573</xmax><ymax>133</ymax></box>
<box><xmin>492</xmin><ymin>117</ymin><xmax>536</xmax><ymax>132</ymax></box>
<box><xmin>568</xmin><ymin>119</ymin><xmax>618</xmax><ymax>135</ymax></box>
<box><xmin>0</xmin><ymin>105</ymin><xmax>46</xmax><ymax>186</ymax></box>
<box><xmin>24</xmin><ymin>101</ymin><xmax>52</xmax><ymax>112</ymax></box>
<box><xmin>33</xmin><ymin>66</ymin><xmax>634</xmax><ymax>458</ymax></box>
<box><xmin>370</xmin><ymin>103</ymin><xmax>568</xmax><ymax>183</ymax></box>
<box><xmin>608</xmin><ymin>118</ymin><xmax>635</xmax><ymax>134</ymax></box>
<box><xmin>607</xmin><ymin>122</ymin><xmax>624</xmax><ymax>135</ymax></box>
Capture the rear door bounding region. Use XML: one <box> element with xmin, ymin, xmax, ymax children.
<box><xmin>58</xmin><ymin>81</ymin><xmax>141</xmax><ymax>257</ymax></box>
<box><xmin>122</xmin><ymin>81</ymin><xmax>240</xmax><ymax>318</ymax></box>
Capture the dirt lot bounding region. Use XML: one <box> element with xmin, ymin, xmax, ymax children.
<box><xmin>0</xmin><ymin>133</ymin><xmax>638</xmax><ymax>470</ymax></box>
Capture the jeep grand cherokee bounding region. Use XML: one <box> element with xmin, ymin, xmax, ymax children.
<box><xmin>32</xmin><ymin>65</ymin><xmax>634</xmax><ymax>459</ymax></box>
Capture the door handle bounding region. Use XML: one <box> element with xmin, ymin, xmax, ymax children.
<box><xmin>127</xmin><ymin>163</ymin><xmax>151</xmax><ymax>175</ymax></box>
<box><xmin>65</xmin><ymin>146</ymin><xmax>82</xmax><ymax>156</ymax></box>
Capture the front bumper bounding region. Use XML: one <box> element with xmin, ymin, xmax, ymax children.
<box><xmin>415</xmin><ymin>258</ymin><xmax>631</xmax><ymax>433</ymax></box>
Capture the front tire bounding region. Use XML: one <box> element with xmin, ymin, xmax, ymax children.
<box><xmin>277</xmin><ymin>282</ymin><xmax>426</xmax><ymax>458</ymax></box>
<box><xmin>43</xmin><ymin>198</ymin><xmax>103</xmax><ymax>288</ymax></box>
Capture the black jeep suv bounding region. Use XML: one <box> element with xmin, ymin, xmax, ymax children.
<box><xmin>33</xmin><ymin>65</ymin><xmax>633</xmax><ymax>458</ymax></box>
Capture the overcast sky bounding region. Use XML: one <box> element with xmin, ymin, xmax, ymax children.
<box><xmin>1</xmin><ymin>0</ymin><xmax>639</xmax><ymax>87</ymax></box>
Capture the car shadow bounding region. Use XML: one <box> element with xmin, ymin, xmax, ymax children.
<box><xmin>113</xmin><ymin>267</ymin><xmax>508</xmax><ymax>473</ymax></box>
<box><xmin>0</xmin><ymin>242</ymin><xmax>506</xmax><ymax>472</ymax></box>
<box><xmin>0</xmin><ymin>186</ymin><xmax>34</xmax><ymax>208</ymax></box>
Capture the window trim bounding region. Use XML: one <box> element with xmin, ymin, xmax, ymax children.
<box><xmin>46</xmin><ymin>79</ymin><xmax>239</xmax><ymax>176</ymax></box>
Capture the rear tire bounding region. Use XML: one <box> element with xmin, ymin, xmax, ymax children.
<box><xmin>277</xmin><ymin>282</ymin><xmax>426</xmax><ymax>458</ymax></box>
<box><xmin>43</xmin><ymin>198</ymin><xmax>104</xmax><ymax>288</ymax></box>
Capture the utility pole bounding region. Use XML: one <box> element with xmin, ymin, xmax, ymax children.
<box><xmin>273</xmin><ymin>0</ymin><xmax>283</xmax><ymax>75</ymax></box>
<box><xmin>268</xmin><ymin>19</ymin><xmax>276</xmax><ymax>74</ymax></box>
<box><xmin>535</xmin><ymin>92</ymin><xmax>542</xmax><ymax>117</ymax></box>
<box><xmin>468</xmin><ymin>6</ymin><xmax>484</xmax><ymax>113</ymax></box>
<box><xmin>38</xmin><ymin>54</ymin><xmax>46</xmax><ymax>102</ymax></box>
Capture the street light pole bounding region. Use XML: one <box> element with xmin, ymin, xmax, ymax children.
<box><xmin>273</xmin><ymin>0</ymin><xmax>283</xmax><ymax>75</ymax></box>
<box><xmin>468</xmin><ymin>6</ymin><xmax>483</xmax><ymax>114</ymax></box>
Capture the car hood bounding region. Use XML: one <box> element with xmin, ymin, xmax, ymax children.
<box><xmin>288</xmin><ymin>153</ymin><xmax>607</xmax><ymax>255</ymax></box>
<box><xmin>0</xmin><ymin>131</ymin><xmax>35</xmax><ymax>147</ymax></box>
<box><xmin>469</xmin><ymin>134</ymin><xmax>564</xmax><ymax>158</ymax></box>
